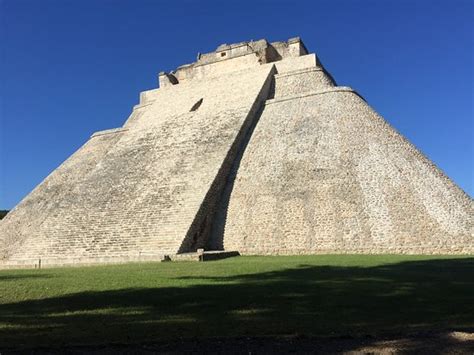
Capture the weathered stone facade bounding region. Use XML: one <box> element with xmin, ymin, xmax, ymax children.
<box><xmin>1</xmin><ymin>37</ymin><xmax>472</xmax><ymax>268</ymax></box>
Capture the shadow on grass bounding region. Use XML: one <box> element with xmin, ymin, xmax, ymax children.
<box><xmin>0</xmin><ymin>273</ymin><xmax>53</xmax><ymax>281</ymax></box>
<box><xmin>0</xmin><ymin>258</ymin><xmax>473</xmax><ymax>351</ymax></box>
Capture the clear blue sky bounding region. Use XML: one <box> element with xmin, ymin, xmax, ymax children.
<box><xmin>0</xmin><ymin>0</ymin><xmax>472</xmax><ymax>209</ymax></box>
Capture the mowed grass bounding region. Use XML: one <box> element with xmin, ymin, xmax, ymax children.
<box><xmin>0</xmin><ymin>255</ymin><xmax>473</xmax><ymax>349</ymax></box>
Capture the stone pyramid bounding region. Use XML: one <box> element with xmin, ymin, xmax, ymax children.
<box><xmin>1</xmin><ymin>37</ymin><xmax>472</xmax><ymax>267</ymax></box>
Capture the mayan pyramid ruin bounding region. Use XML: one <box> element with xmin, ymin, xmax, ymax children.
<box><xmin>1</xmin><ymin>37</ymin><xmax>472</xmax><ymax>267</ymax></box>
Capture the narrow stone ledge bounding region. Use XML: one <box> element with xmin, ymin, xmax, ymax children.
<box><xmin>0</xmin><ymin>251</ymin><xmax>241</xmax><ymax>269</ymax></box>
<box><xmin>166</xmin><ymin>251</ymin><xmax>240</xmax><ymax>262</ymax></box>
<box><xmin>91</xmin><ymin>127</ymin><xmax>128</xmax><ymax>138</ymax></box>
<box><xmin>265</xmin><ymin>86</ymin><xmax>364</xmax><ymax>105</ymax></box>
<box><xmin>274</xmin><ymin>67</ymin><xmax>324</xmax><ymax>78</ymax></box>
<box><xmin>0</xmin><ymin>254</ymin><xmax>165</xmax><ymax>269</ymax></box>
<box><xmin>133</xmin><ymin>101</ymin><xmax>155</xmax><ymax>110</ymax></box>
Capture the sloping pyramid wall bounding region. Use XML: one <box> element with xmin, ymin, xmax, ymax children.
<box><xmin>216</xmin><ymin>65</ymin><xmax>473</xmax><ymax>254</ymax></box>
<box><xmin>0</xmin><ymin>132</ymin><xmax>125</xmax><ymax>264</ymax></box>
<box><xmin>0</xmin><ymin>64</ymin><xmax>276</xmax><ymax>267</ymax></box>
<box><xmin>1</xmin><ymin>39</ymin><xmax>472</xmax><ymax>268</ymax></box>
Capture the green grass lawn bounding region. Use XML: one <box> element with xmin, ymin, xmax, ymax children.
<box><xmin>1</xmin><ymin>255</ymin><xmax>473</xmax><ymax>349</ymax></box>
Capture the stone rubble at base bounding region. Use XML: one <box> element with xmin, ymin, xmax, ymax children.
<box><xmin>0</xmin><ymin>37</ymin><xmax>472</xmax><ymax>268</ymax></box>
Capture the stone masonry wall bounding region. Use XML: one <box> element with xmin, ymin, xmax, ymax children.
<box><xmin>0</xmin><ymin>131</ymin><xmax>125</xmax><ymax>262</ymax></box>
<box><xmin>1</xmin><ymin>37</ymin><xmax>472</xmax><ymax>268</ymax></box>
<box><xmin>221</xmin><ymin>81</ymin><xmax>473</xmax><ymax>254</ymax></box>
<box><xmin>0</xmin><ymin>63</ymin><xmax>276</xmax><ymax>266</ymax></box>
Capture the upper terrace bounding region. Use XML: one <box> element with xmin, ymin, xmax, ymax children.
<box><xmin>158</xmin><ymin>37</ymin><xmax>310</xmax><ymax>87</ymax></box>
